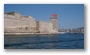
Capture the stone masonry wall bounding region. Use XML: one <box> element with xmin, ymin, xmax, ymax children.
<box><xmin>4</xmin><ymin>12</ymin><xmax>58</xmax><ymax>34</ymax></box>
<box><xmin>38</xmin><ymin>21</ymin><xmax>56</xmax><ymax>33</ymax></box>
<box><xmin>4</xmin><ymin>14</ymin><xmax>37</xmax><ymax>33</ymax></box>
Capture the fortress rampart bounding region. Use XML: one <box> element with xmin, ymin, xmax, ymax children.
<box><xmin>4</xmin><ymin>12</ymin><xmax>58</xmax><ymax>35</ymax></box>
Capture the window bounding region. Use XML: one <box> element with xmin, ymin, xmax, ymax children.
<box><xmin>25</xmin><ymin>27</ymin><xmax>29</xmax><ymax>30</ymax></box>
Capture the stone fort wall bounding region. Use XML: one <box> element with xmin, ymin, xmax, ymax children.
<box><xmin>4</xmin><ymin>12</ymin><xmax>37</xmax><ymax>33</ymax></box>
<box><xmin>4</xmin><ymin>12</ymin><xmax>57</xmax><ymax>34</ymax></box>
<box><xmin>38</xmin><ymin>21</ymin><xmax>54</xmax><ymax>33</ymax></box>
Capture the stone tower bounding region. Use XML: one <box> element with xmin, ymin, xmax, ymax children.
<box><xmin>50</xmin><ymin>14</ymin><xmax>58</xmax><ymax>32</ymax></box>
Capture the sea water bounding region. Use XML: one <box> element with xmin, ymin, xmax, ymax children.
<box><xmin>4</xmin><ymin>33</ymin><xmax>84</xmax><ymax>49</ymax></box>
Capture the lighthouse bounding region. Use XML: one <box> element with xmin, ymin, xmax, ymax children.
<box><xmin>50</xmin><ymin>14</ymin><xmax>58</xmax><ymax>32</ymax></box>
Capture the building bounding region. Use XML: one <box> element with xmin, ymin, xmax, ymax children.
<box><xmin>50</xmin><ymin>14</ymin><xmax>58</xmax><ymax>32</ymax></box>
<box><xmin>4</xmin><ymin>12</ymin><xmax>58</xmax><ymax>35</ymax></box>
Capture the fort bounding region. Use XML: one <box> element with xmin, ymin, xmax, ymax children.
<box><xmin>4</xmin><ymin>12</ymin><xmax>58</xmax><ymax>35</ymax></box>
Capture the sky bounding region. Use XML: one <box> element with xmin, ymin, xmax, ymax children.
<box><xmin>4</xmin><ymin>4</ymin><xmax>84</xmax><ymax>29</ymax></box>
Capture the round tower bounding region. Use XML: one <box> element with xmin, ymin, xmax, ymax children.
<box><xmin>50</xmin><ymin>14</ymin><xmax>58</xmax><ymax>32</ymax></box>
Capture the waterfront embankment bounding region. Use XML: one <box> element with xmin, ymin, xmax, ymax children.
<box><xmin>4</xmin><ymin>32</ymin><xmax>60</xmax><ymax>36</ymax></box>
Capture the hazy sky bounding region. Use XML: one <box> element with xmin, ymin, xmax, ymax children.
<box><xmin>4</xmin><ymin>4</ymin><xmax>84</xmax><ymax>29</ymax></box>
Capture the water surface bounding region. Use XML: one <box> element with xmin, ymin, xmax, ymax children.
<box><xmin>4</xmin><ymin>33</ymin><xmax>84</xmax><ymax>49</ymax></box>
